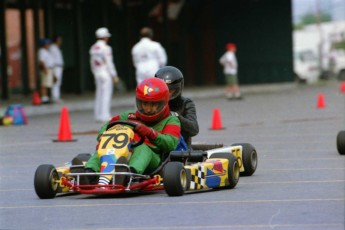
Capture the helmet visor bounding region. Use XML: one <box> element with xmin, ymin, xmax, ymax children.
<box><xmin>136</xmin><ymin>99</ymin><xmax>166</xmax><ymax>116</ymax></box>
<box><xmin>167</xmin><ymin>82</ymin><xmax>182</xmax><ymax>100</ymax></box>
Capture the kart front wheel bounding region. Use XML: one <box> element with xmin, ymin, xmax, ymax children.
<box><xmin>232</xmin><ymin>143</ymin><xmax>258</xmax><ymax>176</ymax></box>
<box><xmin>34</xmin><ymin>164</ymin><xmax>59</xmax><ymax>199</ymax></box>
<box><xmin>209</xmin><ymin>152</ymin><xmax>239</xmax><ymax>189</ymax></box>
<box><xmin>163</xmin><ymin>162</ymin><xmax>189</xmax><ymax>196</ymax></box>
<box><xmin>337</xmin><ymin>131</ymin><xmax>345</xmax><ymax>155</ymax></box>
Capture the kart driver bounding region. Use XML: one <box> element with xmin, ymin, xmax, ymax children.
<box><xmin>84</xmin><ymin>77</ymin><xmax>181</xmax><ymax>186</ymax></box>
<box><xmin>155</xmin><ymin>66</ymin><xmax>199</xmax><ymax>148</ymax></box>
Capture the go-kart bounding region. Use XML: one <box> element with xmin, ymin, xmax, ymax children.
<box><xmin>337</xmin><ymin>130</ymin><xmax>345</xmax><ymax>155</ymax></box>
<box><xmin>34</xmin><ymin>121</ymin><xmax>257</xmax><ymax>199</ymax></box>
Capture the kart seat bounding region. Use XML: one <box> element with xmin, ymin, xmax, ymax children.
<box><xmin>148</xmin><ymin>150</ymin><xmax>207</xmax><ymax>177</ymax></box>
<box><xmin>169</xmin><ymin>150</ymin><xmax>207</xmax><ymax>163</ymax></box>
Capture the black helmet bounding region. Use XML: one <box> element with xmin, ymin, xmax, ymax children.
<box><xmin>155</xmin><ymin>66</ymin><xmax>184</xmax><ymax>100</ymax></box>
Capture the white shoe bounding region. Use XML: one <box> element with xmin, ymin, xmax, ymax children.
<box><xmin>53</xmin><ymin>98</ymin><xmax>64</xmax><ymax>104</ymax></box>
<box><xmin>41</xmin><ymin>96</ymin><xmax>49</xmax><ymax>102</ymax></box>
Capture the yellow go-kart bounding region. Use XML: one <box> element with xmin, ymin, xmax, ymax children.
<box><xmin>34</xmin><ymin>121</ymin><xmax>257</xmax><ymax>199</ymax></box>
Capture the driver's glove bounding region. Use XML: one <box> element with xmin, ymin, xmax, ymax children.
<box><xmin>134</xmin><ymin>123</ymin><xmax>158</xmax><ymax>141</ymax></box>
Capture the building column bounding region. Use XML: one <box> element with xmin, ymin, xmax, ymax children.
<box><xmin>20</xmin><ymin>0</ymin><xmax>29</xmax><ymax>95</ymax></box>
<box><xmin>74</xmin><ymin>0</ymin><xmax>84</xmax><ymax>94</ymax></box>
<box><xmin>32</xmin><ymin>0</ymin><xmax>41</xmax><ymax>91</ymax></box>
<box><xmin>0</xmin><ymin>0</ymin><xmax>8</xmax><ymax>100</ymax></box>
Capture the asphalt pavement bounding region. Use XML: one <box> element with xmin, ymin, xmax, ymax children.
<box><xmin>1</xmin><ymin>79</ymin><xmax>344</xmax><ymax>229</ymax></box>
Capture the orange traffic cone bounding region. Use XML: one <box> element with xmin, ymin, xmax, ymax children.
<box><xmin>32</xmin><ymin>91</ymin><xmax>41</xmax><ymax>105</ymax></box>
<box><xmin>210</xmin><ymin>108</ymin><xmax>224</xmax><ymax>130</ymax></box>
<box><xmin>317</xmin><ymin>93</ymin><xmax>326</xmax><ymax>109</ymax></box>
<box><xmin>340</xmin><ymin>82</ymin><xmax>345</xmax><ymax>94</ymax></box>
<box><xmin>53</xmin><ymin>106</ymin><xmax>77</xmax><ymax>142</ymax></box>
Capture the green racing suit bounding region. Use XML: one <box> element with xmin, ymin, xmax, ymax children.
<box><xmin>85</xmin><ymin>111</ymin><xmax>180</xmax><ymax>174</ymax></box>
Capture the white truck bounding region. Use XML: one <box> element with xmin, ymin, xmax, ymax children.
<box><xmin>327</xmin><ymin>49</ymin><xmax>345</xmax><ymax>80</ymax></box>
<box><xmin>293</xmin><ymin>21</ymin><xmax>345</xmax><ymax>82</ymax></box>
<box><xmin>293</xmin><ymin>49</ymin><xmax>320</xmax><ymax>83</ymax></box>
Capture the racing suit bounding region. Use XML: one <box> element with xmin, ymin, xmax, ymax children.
<box><xmin>170</xmin><ymin>96</ymin><xmax>199</xmax><ymax>147</ymax></box>
<box><xmin>131</xmin><ymin>38</ymin><xmax>167</xmax><ymax>85</ymax></box>
<box><xmin>90</xmin><ymin>40</ymin><xmax>119</xmax><ymax>122</ymax></box>
<box><xmin>85</xmin><ymin>111</ymin><xmax>180</xmax><ymax>174</ymax></box>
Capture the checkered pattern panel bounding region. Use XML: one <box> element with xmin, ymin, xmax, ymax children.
<box><xmin>190</xmin><ymin>165</ymin><xmax>205</xmax><ymax>190</ymax></box>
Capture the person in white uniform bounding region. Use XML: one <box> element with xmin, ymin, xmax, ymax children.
<box><xmin>38</xmin><ymin>38</ymin><xmax>54</xmax><ymax>104</ymax></box>
<box><xmin>90</xmin><ymin>27</ymin><xmax>120</xmax><ymax>122</ymax></box>
<box><xmin>49</xmin><ymin>35</ymin><xmax>64</xmax><ymax>103</ymax></box>
<box><xmin>131</xmin><ymin>27</ymin><xmax>167</xmax><ymax>85</ymax></box>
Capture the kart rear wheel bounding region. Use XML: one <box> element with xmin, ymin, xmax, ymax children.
<box><xmin>163</xmin><ymin>162</ymin><xmax>189</xmax><ymax>196</ymax></box>
<box><xmin>232</xmin><ymin>143</ymin><xmax>257</xmax><ymax>176</ymax></box>
<box><xmin>337</xmin><ymin>131</ymin><xmax>345</xmax><ymax>155</ymax></box>
<box><xmin>209</xmin><ymin>152</ymin><xmax>239</xmax><ymax>189</ymax></box>
<box><xmin>34</xmin><ymin>164</ymin><xmax>59</xmax><ymax>199</ymax></box>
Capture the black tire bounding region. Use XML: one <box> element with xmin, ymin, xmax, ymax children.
<box><xmin>231</xmin><ymin>143</ymin><xmax>258</xmax><ymax>176</ymax></box>
<box><xmin>337</xmin><ymin>131</ymin><xmax>345</xmax><ymax>155</ymax></box>
<box><xmin>71</xmin><ymin>154</ymin><xmax>91</xmax><ymax>185</ymax></box>
<box><xmin>185</xmin><ymin>168</ymin><xmax>191</xmax><ymax>191</ymax></box>
<box><xmin>209</xmin><ymin>152</ymin><xmax>239</xmax><ymax>189</ymax></box>
<box><xmin>163</xmin><ymin>162</ymin><xmax>189</xmax><ymax>196</ymax></box>
<box><xmin>75</xmin><ymin>153</ymin><xmax>91</xmax><ymax>162</ymax></box>
<box><xmin>338</xmin><ymin>70</ymin><xmax>345</xmax><ymax>80</ymax></box>
<box><xmin>294</xmin><ymin>73</ymin><xmax>306</xmax><ymax>84</ymax></box>
<box><xmin>34</xmin><ymin>164</ymin><xmax>59</xmax><ymax>199</ymax></box>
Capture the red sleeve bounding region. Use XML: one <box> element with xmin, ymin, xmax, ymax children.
<box><xmin>161</xmin><ymin>124</ymin><xmax>180</xmax><ymax>139</ymax></box>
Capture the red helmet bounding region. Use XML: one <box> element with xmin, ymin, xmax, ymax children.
<box><xmin>136</xmin><ymin>78</ymin><xmax>170</xmax><ymax>123</ymax></box>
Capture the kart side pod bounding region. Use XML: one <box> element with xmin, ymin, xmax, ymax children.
<box><xmin>206</xmin><ymin>143</ymin><xmax>258</xmax><ymax>177</ymax></box>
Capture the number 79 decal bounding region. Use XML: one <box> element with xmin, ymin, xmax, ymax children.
<box><xmin>100</xmin><ymin>133</ymin><xmax>129</xmax><ymax>149</ymax></box>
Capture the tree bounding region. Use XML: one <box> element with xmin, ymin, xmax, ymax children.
<box><xmin>294</xmin><ymin>11</ymin><xmax>332</xmax><ymax>30</ymax></box>
<box><xmin>301</xmin><ymin>12</ymin><xmax>331</xmax><ymax>25</ymax></box>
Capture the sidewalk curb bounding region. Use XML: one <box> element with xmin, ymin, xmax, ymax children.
<box><xmin>1</xmin><ymin>83</ymin><xmax>297</xmax><ymax>117</ymax></box>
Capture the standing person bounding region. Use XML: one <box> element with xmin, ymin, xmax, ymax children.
<box><xmin>131</xmin><ymin>27</ymin><xmax>167</xmax><ymax>85</ymax></box>
<box><xmin>37</xmin><ymin>38</ymin><xmax>54</xmax><ymax>104</ymax></box>
<box><xmin>83</xmin><ymin>78</ymin><xmax>180</xmax><ymax>186</ymax></box>
<box><xmin>90</xmin><ymin>27</ymin><xmax>120</xmax><ymax>122</ymax></box>
<box><xmin>155</xmin><ymin>66</ymin><xmax>199</xmax><ymax>148</ymax></box>
<box><xmin>219</xmin><ymin>43</ymin><xmax>242</xmax><ymax>100</ymax></box>
<box><xmin>49</xmin><ymin>35</ymin><xmax>64</xmax><ymax>103</ymax></box>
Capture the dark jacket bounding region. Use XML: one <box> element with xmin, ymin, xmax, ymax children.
<box><xmin>169</xmin><ymin>96</ymin><xmax>199</xmax><ymax>146</ymax></box>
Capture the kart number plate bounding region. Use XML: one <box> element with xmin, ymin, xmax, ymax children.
<box><xmin>98</xmin><ymin>125</ymin><xmax>134</xmax><ymax>158</ymax></box>
<box><xmin>231</xmin><ymin>147</ymin><xmax>244</xmax><ymax>171</ymax></box>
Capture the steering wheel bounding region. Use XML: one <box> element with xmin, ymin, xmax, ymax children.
<box><xmin>106</xmin><ymin>120</ymin><xmax>144</xmax><ymax>147</ymax></box>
